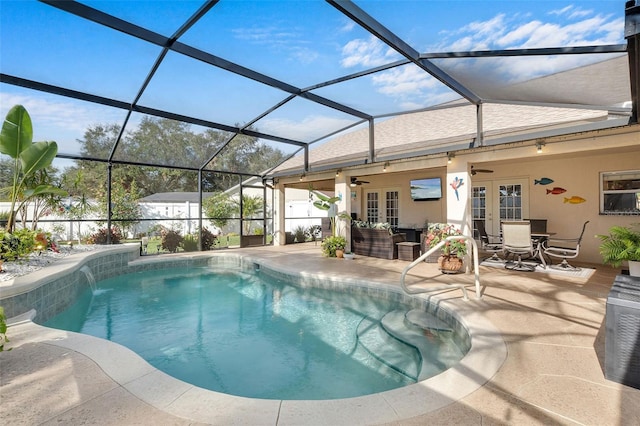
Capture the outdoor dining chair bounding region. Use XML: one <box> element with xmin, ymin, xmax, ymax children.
<box><xmin>502</xmin><ymin>221</ymin><xmax>536</xmax><ymax>272</ymax></box>
<box><xmin>474</xmin><ymin>219</ymin><xmax>504</xmax><ymax>262</ymax></box>
<box><xmin>542</xmin><ymin>221</ymin><xmax>590</xmax><ymax>271</ymax></box>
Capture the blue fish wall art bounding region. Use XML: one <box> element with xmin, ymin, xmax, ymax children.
<box><xmin>534</xmin><ymin>178</ymin><xmax>554</xmax><ymax>185</ymax></box>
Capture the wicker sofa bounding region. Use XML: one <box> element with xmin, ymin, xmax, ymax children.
<box><xmin>351</xmin><ymin>227</ymin><xmax>407</xmax><ymax>259</ymax></box>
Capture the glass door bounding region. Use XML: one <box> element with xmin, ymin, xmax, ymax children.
<box><xmin>364</xmin><ymin>188</ymin><xmax>400</xmax><ymax>226</ymax></box>
<box><xmin>472</xmin><ymin>179</ymin><xmax>529</xmax><ymax>236</ymax></box>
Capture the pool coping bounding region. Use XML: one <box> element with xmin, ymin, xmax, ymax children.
<box><xmin>6</xmin><ymin>249</ymin><xmax>506</xmax><ymax>425</ymax></box>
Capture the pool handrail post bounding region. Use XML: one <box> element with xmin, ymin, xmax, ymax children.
<box><xmin>400</xmin><ymin>235</ymin><xmax>481</xmax><ymax>300</ymax></box>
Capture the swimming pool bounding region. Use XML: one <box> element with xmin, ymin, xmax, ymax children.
<box><xmin>43</xmin><ymin>264</ymin><xmax>469</xmax><ymax>400</ymax></box>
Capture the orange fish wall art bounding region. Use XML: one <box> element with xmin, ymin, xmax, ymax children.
<box><xmin>564</xmin><ymin>196</ymin><xmax>586</xmax><ymax>204</ymax></box>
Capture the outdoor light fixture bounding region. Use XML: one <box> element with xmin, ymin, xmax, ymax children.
<box><xmin>536</xmin><ymin>141</ymin><xmax>545</xmax><ymax>154</ymax></box>
<box><xmin>383</xmin><ymin>162</ymin><xmax>389</xmax><ymax>172</ymax></box>
<box><xmin>299</xmin><ymin>174</ymin><xmax>305</xmax><ymax>181</ymax></box>
<box><xmin>447</xmin><ymin>152</ymin><xmax>455</xmax><ymax>163</ymax></box>
<box><xmin>336</xmin><ymin>169</ymin><xmax>341</xmax><ymax>177</ymax></box>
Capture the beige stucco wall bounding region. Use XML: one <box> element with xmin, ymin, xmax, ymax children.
<box><xmin>472</xmin><ymin>148</ymin><xmax>639</xmax><ymax>265</ymax></box>
<box><xmin>279</xmin><ymin>124</ymin><xmax>639</xmax><ymax>266</ymax></box>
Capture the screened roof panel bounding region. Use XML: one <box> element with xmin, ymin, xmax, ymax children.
<box><xmin>432</xmin><ymin>54</ymin><xmax>630</xmax><ymax>108</ymax></box>
<box><xmin>203</xmin><ymin>137</ymin><xmax>302</xmax><ymax>174</ymax></box>
<box><xmin>112</xmin><ymin>112</ymin><xmax>237</xmax><ymax>169</ymax></box>
<box><xmin>356</xmin><ymin>0</ymin><xmax>624</xmax><ymax>51</ymax></box>
<box><xmin>252</xmin><ymin>96</ymin><xmax>364</xmax><ymax>143</ymax></box>
<box><xmin>80</xmin><ymin>0</ymin><xmax>203</xmax><ymax>37</ymax></box>
<box><xmin>309</xmin><ymin>62</ymin><xmax>462</xmax><ymax>116</ymax></box>
<box><xmin>0</xmin><ymin>84</ymin><xmax>128</xmax><ymax>159</ymax></box>
<box><xmin>0</xmin><ymin>1</ymin><xmax>160</xmax><ymax>102</ymax></box>
<box><xmin>138</xmin><ymin>51</ymin><xmax>291</xmax><ymax>127</ymax></box>
<box><xmin>179</xmin><ymin>0</ymin><xmax>399</xmax><ymax>88</ymax></box>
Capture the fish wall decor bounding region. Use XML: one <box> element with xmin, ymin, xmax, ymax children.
<box><xmin>546</xmin><ymin>187</ymin><xmax>567</xmax><ymax>195</ymax></box>
<box><xmin>564</xmin><ymin>196</ymin><xmax>586</xmax><ymax>204</ymax></box>
<box><xmin>534</xmin><ymin>178</ymin><xmax>554</xmax><ymax>185</ymax></box>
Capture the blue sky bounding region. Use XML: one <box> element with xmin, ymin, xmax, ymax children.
<box><xmin>0</xmin><ymin>0</ymin><xmax>627</xmax><ymax>157</ymax></box>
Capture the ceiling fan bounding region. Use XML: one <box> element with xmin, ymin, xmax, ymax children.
<box><xmin>350</xmin><ymin>177</ymin><xmax>370</xmax><ymax>187</ymax></box>
<box><xmin>471</xmin><ymin>166</ymin><xmax>494</xmax><ymax>176</ymax></box>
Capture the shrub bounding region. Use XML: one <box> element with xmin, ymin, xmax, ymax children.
<box><xmin>293</xmin><ymin>225</ymin><xmax>306</xmax><ymax>243</ymax></box>
<box><xmin>200</xmin><ymin>227</ymin><xmax>217</xmax><ymax>251</ymax></box>
<box><xmin>306</xmin><ymin>225</ymin><xmax>321</xmax><ymax>241</ymax></box>
<box><xmin>0</xmin><ymin>228</ymin><xmax>38</xmax><ymax>261</ymax></box>
<box><xmin>161</xmin><ymin>229</ymin><xmax>183</xmax><ymax>253</ymax></box>
<box><xmin>181</xmin><ymin>234</ymin><xmax>198</xmax><ymax>252</ymax></box>
<box><xmin>0</xmin><ymin>306</ymin><xmax>10</xmax><ymax>352</ymax></box>
<box><xmin>87</xmin><ymin>227</ymin><xmax>122</xmax><ymax>245</ymax></box>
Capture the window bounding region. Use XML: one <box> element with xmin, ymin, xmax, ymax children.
<box><xmin>601</xmin><ymin>170</ymin><xmax>640</xmax><ymax>215</ymax></box>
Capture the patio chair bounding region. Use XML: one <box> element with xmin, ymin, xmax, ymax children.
<box><xmin>502</xmin><ymin>221</ymin><xmax>535</xmax><ymax>272</ymax></box>
<box><xmin>474</xmin><ymin>219</ymin><xmax>504</xmax><ymax>262</ymax></box>
<box><xmin>542</xmin><ymin>221</ymin><xmax>590</xmax><ymax>271</ymax></box>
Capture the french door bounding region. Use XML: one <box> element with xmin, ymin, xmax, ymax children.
<box><xmin>472</xmin><ymin>179</ymin><xmax>529</xmax><ymax>236</ymax></box>
<box><xmin>364</xmin><ymin>188</ymin><xmax>400</xmax><ymax>227</ymax></box>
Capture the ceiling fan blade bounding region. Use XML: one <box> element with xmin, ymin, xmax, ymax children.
<box><xmin>471</xmin><ymin>166</ymin><xmax>494</xmax><ymax>175</ymax></box>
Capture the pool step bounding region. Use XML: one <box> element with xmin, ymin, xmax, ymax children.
<box><xmin>356</xmin><ymin>316</ymin><xmax>421</xmax><ymax>381</ymax></box>
<box><xmin>405</xmin><ymin>309</ymin><xmax>453</xmax><ymax>332</ymax></box>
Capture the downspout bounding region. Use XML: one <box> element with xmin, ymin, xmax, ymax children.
<box><xmin>368</xmin><ymin>119</ymin><xmax>375</xmax><ymax>163</ymax></box>
<box><xmin>476</xmin><ymin>103</ymin><xmax>484</xmax><ymax>147</ymax></box>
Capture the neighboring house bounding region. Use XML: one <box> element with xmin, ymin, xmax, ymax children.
<box><xmin>137</xmin><ymin>192</ymin><xmax>217</xmax><ymax>236</ymax></box>
<box><xmin>221</xmin><ymin>176</ymin><xmax>331</xmax><ymax>235</ymax></box>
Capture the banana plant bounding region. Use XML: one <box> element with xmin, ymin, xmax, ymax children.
<box><xmin>0</xmin><ymin>105</ymin><xmax>66</xmax><ymax>232</ymax></box>
<box><xmin>310</xmin><ymin>189</ymin><xmax>351</xmax><ymax>237</ymax></box>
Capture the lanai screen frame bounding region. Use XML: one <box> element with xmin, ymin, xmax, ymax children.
<box><xmin>0</xmin><ymin>0</ymin><xmax>637</xmax><ymax>246</ymax></box>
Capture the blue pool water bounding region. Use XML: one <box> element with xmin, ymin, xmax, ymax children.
<box><xmin>43</xmin><ymin>266</ymin><xmax>466</xmax><ymax>400</ymax></box>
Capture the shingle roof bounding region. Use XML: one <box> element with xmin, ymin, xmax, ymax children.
<box><xmin>273</xmin><ymin>56</ymin><xmax>627</xmax><ymax>174</ymax></box>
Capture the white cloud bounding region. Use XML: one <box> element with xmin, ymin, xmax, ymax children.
<box><xmin>372</xmin><ymin>66</ymin><xmax>439</xmax><ymax>96</ymax></box>
<box><xmin>260</xmin><ymin>115</ymin><xmax>355</xmax><ymax>142</ymax></box>
<box><xmin>549</xmin><ymin>5</ymin><xmax>593</xmax><ymax>19</ymax></box>
<box><xmin>232</xmin><ymin>24</ymin><xmax>322</xmax><ymax>65</ymax></box>
<box><xmin>340</xmin><ymin>35</ymin><xmax>400</xmax><ymax>68</ymax></box>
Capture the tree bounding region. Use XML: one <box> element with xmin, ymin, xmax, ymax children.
<box><xmin>61</xmin><ymin>170</ymin><xmax>97</xmax><ymax>243</ymax></box>
<box><xmin>202</xmin><ymin>192</ymin><xmax>236</xmax><ymax>230</ymax></box>
<box><xmin>0</xmin><ymin>105</ymin><xmax>66</xmax><ymax>232</ymax></box>
<box><xmin>65</xmin><ymin>117</ymin><xmax>287</xmax><ymax>200</ymax></box>
<box><xmin>18</xmin><ymin>167</ymin><xmax>64</xmax><ymax>230</ymax></box>
<box><xmin>240</xmin><ymin>194</ymin><xmax>264</xmax><ymax>235</ymax></box>
<box><xmin>106</xmin><ymin>180</ymin><xmax>142</xmax><ymax>238</ymax></box>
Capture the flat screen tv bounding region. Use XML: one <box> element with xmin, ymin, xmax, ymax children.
<box><xmin>410</xmin><ymin>177</ymin><xmax>442</xmax><ymax>201</ymax></box>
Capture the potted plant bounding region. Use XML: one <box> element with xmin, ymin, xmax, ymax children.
<box><xmin>597</xmin><ymin>224</ymin><xmax>640</xmax><ymax>277</ymax></box>
<box><xmin>321</xmin><ymin>235</ymin><xmax>346</xmax><ymax>258</ymax></box>
<box><xmin>424</xmin><ymin>223</ymin><xmax>468</xmax><ymax>273</ymax></box>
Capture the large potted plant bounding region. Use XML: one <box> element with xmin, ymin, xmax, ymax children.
<box><xmin>598</xmin><ymin>224</ymin><xmax>640</xmax><ymax>277</ymax></box>
<box><xmin>321</xmin><ymin>235</ymin><xmax>346</xmax><ymax>258</ymax></box>
<box><xmin>424</xmin><ymin>223</ymin><xmax>468</xmax><ymax>273</ymax></box>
